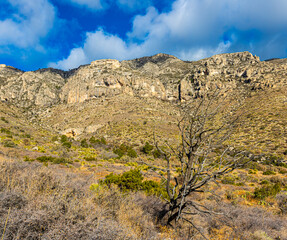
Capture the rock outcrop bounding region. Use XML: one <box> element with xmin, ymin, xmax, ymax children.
<box><xmin>0</xmin><ymin>52</ymin><xmax>286</xmax><ymax>108</ymax></box>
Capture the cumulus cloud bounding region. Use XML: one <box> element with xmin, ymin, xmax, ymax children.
<box><xmin>49</xmin><ymin>29</ymin><xmax>145</xmax><ymax>70</ymax></box>
<box><xmin>116</xmin><ymin>0</ymin><xmax>153</xmax><ymax>11</ymax></box>
<box><xmin>65</xmin><ymin>0</ymin><xmax>106</xmax><ymax>10</ymax></box>
<box><xmin>63</xmin><ymin>0</ymin><xmax>152</xmax><ymax>11</ymax></box>
<box><xmin>0</xmin><ymin>0</ymin><xmax>56</xmax><ymax>48</ymax></box>
<box><xmin>51</xmin><ymin>0</ymin><xmax>287</xmax><ymax>70</ymax></box>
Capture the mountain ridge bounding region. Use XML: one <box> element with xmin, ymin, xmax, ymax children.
<box><xmin>0</xmin><ymin>51</ymin><xmax>286</xmax><ymax>108</ymax></box>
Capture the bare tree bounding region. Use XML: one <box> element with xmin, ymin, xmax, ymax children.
<box><xmin>154</xmin><ymin>90</ymin><xmax>249</xmax><ymax>236</ymax></box>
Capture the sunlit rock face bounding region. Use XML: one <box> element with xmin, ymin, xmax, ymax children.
<box><xmin>0</xmin><ymin>52</ymin><xmax>286</xmax><ymax>107</ymax></box>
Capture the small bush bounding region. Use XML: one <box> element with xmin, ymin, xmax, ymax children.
<box><xmin>62</xmin><ymin>141</ymin><xmax>71</xmax><ymax>148</ymax></box>
<box><xmin>3</xmin><ymin>140</ymin><xmax>16</xmax><ymax>148</ymax></box>
<box><xmin>142</xmin><ymin>142</ymin><xmax>153</xmax><ymax>154</ymax></box>
<box><xmin>60</xmin><ymin>135</ymin><xmax>68</xmax><ymax>143</ymax></box>
<box><xmin>81</xmin><ymin>139</ymin><xmax>89</xmax><ymax>148</ymax></box>
<box><xmin>36</xmin><ymin>156</ymin><xmax>72</xmax><ymax>164</ymax></box>
<box><xmin>127</xmin><ymin>148</ymin><xmax>137</xmax><ymax>158</ymax></box>
<box><xmin>0</xmin><ymin>127</ymin><xmax>12</xmax><ymax>135</ymax></box>
<box><xmin>221</xmin><ymin>175</ymin><xmax>238</xmax><ymax>185</ymax></box>
<box><xmin>101</xmin><ymin>169</ymin><xmax>166</xmax><ymax>197</ymax></box>
<box><xmin>263</xmin><ymin>170</ymin><xmax>276</xmax><ymax>175</ymax></box>
<box><xmin>84</xmin><ymin>157</ymin><xmax>96</xmax><ymax>162</ymax></box>
<box><xmin>260</xmin><ymin>180</ymin><xmax>270</xmax><ymax>185</ymax></box>
<box><xmin>152</xmin><ymin>149</ymin><xmax>162</xmax><ymax>159</ymax></box>
<box><xmin>113</xmin><ymin>144</ymin><xmax>137</xmax><ymax>159</ymax></box>
<box><xmin>89</xmin><ymin>136</ymin><xmax>107</xmax><ymax>145</ymax></box>
<box><xmin>254</xmin><ymin>183</ymin><xmax>281</xmax><ymax>200</ymax></box>
<box><xmin>1</xmin><ymin>117</ymin><xmax>9</xmax><ymax>123</ymax></box>
<box><xmin>276</xmin><ymin>193</ymin><xmax>287</xmax><ymax>215</ymax></box>
<box><xmin>21</xmin><ymin>133</ymin><xmax>31</xmax><ymax>138</ymax></box>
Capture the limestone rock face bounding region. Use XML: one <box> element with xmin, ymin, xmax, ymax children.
<box><xmin>0</xmin><ymin>67</ymin><xmax>65</xmax><ymax>107</ymax></box>
<box><xmin>0</xmin><ymin>52</ymin><xmax>286</xmax><ymax>108</ymax></box>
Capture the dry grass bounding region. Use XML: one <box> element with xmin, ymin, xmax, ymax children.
<box><xmin>0</xmin><ymin>156</ymin><xmax>169</xmax><ymax>240</ymax></box>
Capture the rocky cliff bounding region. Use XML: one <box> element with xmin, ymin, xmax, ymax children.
<box><xmin>0</xmin><ymin>52</ymin><xmax>286</xmax><ymax>108</ymax></box>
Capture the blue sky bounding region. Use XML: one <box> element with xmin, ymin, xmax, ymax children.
<box><xmin>1</xmin><ymin>0</ymin><xmax>287</xmax><ymax>71</ymax></box>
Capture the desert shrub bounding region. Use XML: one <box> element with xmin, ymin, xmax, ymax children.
<box><xmin>101</xmin><ymin>169</ymin><xmax>165</xmax><ymax>197</ymax></box>
<box><xmin>36</xmin><ymin>156</ymin><xmax>72</xmax><ymax>164</ymax></box>
<box><xmin>1</xmin><ymin>127</ymin><xmax>12</xmax><ymax>135</ymax></box>
<box><xmin>113</xmin><ymin>144</ymin><xmax>137</xmax><ymax>158</ymax></box>
<box><xmin>127</xmin><ymin>148</ymin><xmax>137</xmax><ymax>158</ymax></box>
<box><xmin>51</xmin><ymin>136</ymin><xmax>58</xmax><ymax>142</ymax></box>
<box><xmin>141</xmin><ymin>142</ymin><xmax>153</xmax><ymax>154</ymax></box>
<box><xmin>263</xmin><ymin>170</ymin><xmax>276</xmax><ymax>175</ymax></box>
<box><xmin>81</xmin><ymin>139</ymin><xmax>89</xmax><ymax>148</ymax></box>
<box><xmin>1</xmin><ymin>116</ymin><xmax>9</xmax><ymax>123</ymax></box>
<box><xmin>221</xmin><ymin>175</ymin><xmax>237</xmax><ymax>185</ymax></box>
<box><xmin>269</xmin><ymin>176</ymin><xmax>287</xmax><ymax>188</ymax></box>
<box><xmin>60</xmin><ymin>135</ymin><xmax>68</xmax><ymax>143</ymax></box>
<box><xmin>84</xmin><ymin>156</ymin><xmax>96</xmax><ymax>162</ymax></box>
<box><xmin>260</xmin><ymin>180</ymin><xmax>269</xmax><ymax>185</ymax></box>
<box><xmin>100</xmin><ymin>137</ymin><xmax>107</xmax><ymax>145</ymax></box>
<box><xmin>248</xmin><ymin>169</ymin><xmax>257</xmax><ymax>174</ymax></box>
<box><xmin>254</xmin><ymin>183</ymin><xmax>281</xmax><ymax>200</ymax></box>
<box><xmin>89</xmin><ymin>136</ymin><xmax>106</xmax><ymax>145</ymax></box>
<box><xmin>0</xmin><ymin>158</ymin><xmax>160</xmax><ymax>240</ymax></box>
<box><xmin>21</xmin><ymin>133</ymin><xmax>31</xmax><ymax>138</ymax></box>
<box><xmin>276</xmin><ymin>193</ymin><xmax>287</xmax><ymax>215</ymax></box>
<box><xmin>152</xmin><ymin>149</ymin><xmax>162</xmax><ymax>158</ymax></box>
<box><xmin>60</xmin><ymin>135</ymin><xmax>72</xmax><ymax>148</ymax></box>
<box><xmin>62</xmin><ymin>141</ymin><xmax>71</xmax><ymax>148</ymax></box>
<box><xmin>3</xmin><ymin>140</ymin><xmax>16</xmax><ymax>148</ymax></box>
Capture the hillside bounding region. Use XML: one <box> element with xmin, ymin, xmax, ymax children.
<box><xmin>0</xmin><ymin>52</ymin><xmax>287</xmax><ymax>239</ymax></box>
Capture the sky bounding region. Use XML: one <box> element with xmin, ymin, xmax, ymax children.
<box><xmin>0</xmin><ymin>0</ymin><xmax>287</xmax><ymax>71</ymax></box>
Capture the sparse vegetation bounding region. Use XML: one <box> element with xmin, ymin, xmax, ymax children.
<box><xmin>253</xmin><ymin>183</ymin><xmax>281</xmax><ymax>200</ymax></box>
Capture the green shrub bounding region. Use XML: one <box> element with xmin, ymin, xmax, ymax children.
<box><xmin>90</xmin><ymin>136</ymin><xmax>107</xmax><ymax>145</ymax></box>
<box><xmin>62</xmin><ymin>141</ymin><xmax>71</xmax><ymax>148</ymax></box>
<box><xmin>60</xmin><ymin>135</ymin><xmax>68</xmax><ymax>143</ymax></box>
<box><xmin>222</xmin><ymin>175</ymin><xmax>237</xmax><ymax>185</ymax></box>
<box><xmin>1</xmin><ymin>117</ymin><xmax>9</xmax><ymax>123</ymax></box>
<box><xmin>3</xmin><ymin>140</ymin><xmax>16</xmax><ymax>148</ymax></box>
<box><xmin>127</xmin><ymin>148</ymin><xmax>137</xmax><ymax>158</ymax></box>
<box><xmin>81</xmin><ymin>139</ymin><xmax>89</xmax><ymax>148</ymax></box>
<box><xmin>21</xmin><ymin>133</ymin><xmax>31</xmax><ymax>138</ymax></box>
<box><xmin>101</xmin><ymin>169</ymin><xmax>166</xmax><ymax>197</ymax></box>
<box><xmin>263</xmin><ymin>170</ymin><xmax>276</xmax><ymax>175</ymax></box>
<box><xmin>260</xmin><ymin>180</ymin><xmax>270</xmax><ymax>185</ymax></box>
<box><xmin>254</xmin><ymin>183</ymin><xmax>281</xmax><ymax>200</ymax></box>
<box><xmin>142</xmin><ymin>142</ymin><xmax>153</xmax><ymax>154</ymax></box>
<box><xmin>100</xmin><ymin>137</ymin><xmax>107</xmax><ymax>145</ymax></box>
<box><xmin>113</xmin><ymin>144</ymin><xmax>136</xmax><ymax>158</ymax></box>
<box><xmin>153</xmin><ymin>149</ymin><xmax>162</xmax><ymax>158</ymax></box>
<box><xmin>84</xmin><ymin>156</ymin><xmax>96</xmax><ymax>162</ymax></box>
<box><xmin>248</xmin><ymin>169</ymin><xmax>257</xmax><ymax>174</ymax></box>
<box><xmin>36</xmin><ymin>156</ymin><xmax>72</xmax><ymax>164</ymax></box>
<box><xmin>1</xmin><ymin>127</ymin><xmax>12</xmax><ymax>135</ymax></box>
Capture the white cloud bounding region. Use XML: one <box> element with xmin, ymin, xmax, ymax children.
<box><xmin>63</xmin><ymin>0</ymin><xmax>152</xmax><ymax>11</ymax></box>
<box><xmin>51</xmin><ymin>0</ymin><xmax>287</xmax><ymax>70</ymax></box>
<box><xmin>66</xmin><ymin>0</ymin><xmax>105</xmax><ymax>10</ymax></box>
<box><xmin>50</xmin><ymin>29</ymin><xmax>145</xmax><ymax>70</ymax></box>
<box><xmin>116</xmin><ymin>0</ymin><xmax>152</xmax><ymax>11</ymax></box>
<box><xmin>0</xmin><ymin>0</ymin><xmax>56</xmax><ymax>48</ymax></box>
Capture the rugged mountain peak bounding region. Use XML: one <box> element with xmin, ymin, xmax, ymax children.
<box><xmin>125</xmin><ymin>53</ymin><xmax>179</xmax><ymax>69</ymax></box>
<box><xmin>0</xmin><ymin>52</ymin><xmax>286</xmax><ymax>108</ymax></box>
<box><xmin>91</xmin><ymin>59</ymin><xmax>121</xmax><ymax>69</ymax></box>
<box><xmin>198</xmin><ymin>51</ymin><xmax>260</xmax><ymax>67</ymax></box>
